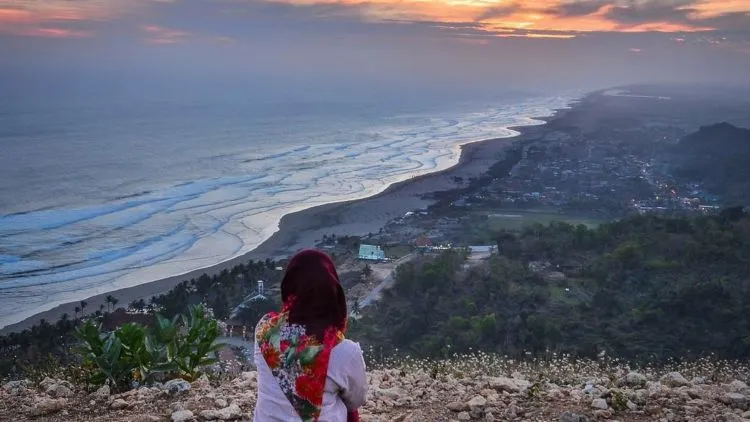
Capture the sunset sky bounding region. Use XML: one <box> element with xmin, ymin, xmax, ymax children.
<box><xmin>2</xmin><ymin>0</ymin><xmax>750</xmax><ymax>98</ymax></box>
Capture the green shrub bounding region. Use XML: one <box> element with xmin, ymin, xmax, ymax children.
<box><xmin>76</xmin><ymin>304</ymin><xmax>222</xmax><ymax>391</ymax></box>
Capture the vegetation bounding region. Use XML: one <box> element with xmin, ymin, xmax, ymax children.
<box><xmin>352</xmin><ymin>209</ymin><xmax>750</xmax><ymax>362</ymax></box>
<box><xmin>668</xmin><ymin>122</ymin><xmax>750</xmax><ymax>205</ymax></box>
<box><xmin>76</xmin><ymin>304</ymin><xmax>222</xmax><ymax>390</ymax></box>
<box><xmin>0</xmin><ymin>258</ymin><xmax>281</xmax><ymax>379</ymax></box>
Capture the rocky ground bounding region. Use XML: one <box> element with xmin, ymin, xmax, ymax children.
<box><xmin>3</xmin><ymin>358</ymin><xmax>750</xmax><ymax>422</ymax></box>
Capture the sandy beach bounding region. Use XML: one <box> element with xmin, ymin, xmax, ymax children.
<box><xmin>1</xmin><ymin>108</ymin><xmax>569</xmax><ymax>335</ymax></box>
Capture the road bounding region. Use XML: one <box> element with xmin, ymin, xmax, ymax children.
<box><xmin>359</xmin><ymin>254</ymin><xmax>414</xmax><ymax>309</ymax></box>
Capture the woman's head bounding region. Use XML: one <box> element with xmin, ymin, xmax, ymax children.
<box><xmin>281</xmin><ymin>249</ymin><xmax>347</xmax><ymax>339</ymax></box>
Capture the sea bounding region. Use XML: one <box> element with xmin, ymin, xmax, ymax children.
<box><xmin>0</xmin><ymin>93</ymin><xmax>575</xmax><ymax>329</ymax></box>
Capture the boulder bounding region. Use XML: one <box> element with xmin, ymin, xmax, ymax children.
<box><xmin>199</xmin><ymin>403</ymin><xmax>243</xmax><ymax>420</ymax></box>
<box><xmin>725</xmin><ymin>381</ymin><xmax>750</xmax><ymax>394</ymax></box>
<box><xmin>215</xmin><ymin>398</ymin><xmax>228</xmax><ymax>408</ymax></box>
<box><xmin>165</xmin><ymin>379</ymin><xmax>192</xmax><ymax>394</ymax></box>
<box><xmin>622</xmin><ymin>372</ymin><xmax>648</xmax><ymax>388</ymax></box>
<box><xmin>718</xmin><ymin>393</ymin><xmax>749</xmax><ymax>411</ymax></box>
<box><xmin>28</xmin><ymin>397</ymin><xmax>67</xmax><ymax>416</ymax></box>
<box><xmin>591</xmin><ymin>398</ymin><xmax>609</xmax><ymax>410</ymax></box>
<box><xmin>486</xmin><ymin>376</ymin><xmax>530</xmax><ymax>393</ymax></box>
<box><xmin>447</xmin><ymin>402</ymin><xmax>468</xmax><ymax>412</ymax></box>
<box><xmin>660</xmin><ymin>372</ymin><xmax>690</xmax><ymax>388</ymax></box>
<box><xmin>111</xmin><ymin>398</ymin><xmax>130</xmax><ymax>410</ymax></box>
<box><xmin>171</xmin><ymin>409</ymin><xmax>195</xmax><ymax>422</ymax></box>
<box><xmin>467</xmin><ymin>395</ymin><xmax>487</xmax><ymax>408</ymax></box>
<box><xmin>3</xmin><ymin>379</ymin><xmax>30</xmax><ymax>394</ymax></box>
<box><xmin>94</xmin><ymin>384</ymin><xmax>111</xmax><ymax>400</ymax></box>
<box><xmin>559</xmin><ymin>412</ymin><xmax>590</xmax><ymax>422</ymax></box>
<box><xmin>192</xmin><ymin>375</ymin><xmax>211</xmax><ymax>390</ymax></box>
<box><xmin>457</xmin><ymin>411</ymin><xmax>471</xmax><ymax>421</ymax></box>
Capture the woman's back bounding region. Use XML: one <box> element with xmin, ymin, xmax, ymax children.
<box><xmin>251</xmin><ymin>249</ymin><xmax>367</xmax><ymax>422</ymax></box>
<box><xmin>253</xmin><ymin>333</ymin><xmax>367</xmax><ymax>422</ymax></box>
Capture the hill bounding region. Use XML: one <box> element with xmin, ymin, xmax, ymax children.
<box><xmin>669</xmin><ymin>122</ymin><xmax>750</xmax><ymax>205</ymax></box>
<box><xmin>351</xmin><ymin>212</ymin><xmax>750</xmax><ymax>361</ymax></box>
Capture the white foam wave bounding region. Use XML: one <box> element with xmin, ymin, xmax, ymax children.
<box><xmin>0</xmin><ymin>95</ymin><xmax>576</xmax><ymax>329</ymax></box>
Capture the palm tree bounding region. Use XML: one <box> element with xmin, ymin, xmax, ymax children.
<box><xmin>111</xmin><ymin>297</ymin><xmax>119</xmax><ymax>310</ymax></box>
<box><xmin>351</xmin><ymin>298</ymin><xmax>361</xmax><ymax>316</ymax></box>
<box><xmin>80</xmin><ymin>300</ymin><xmax>88</xmax><ymax>315</ymax></box>
<box><xmin>105</xmin><ymin>295</ymin><xmax>115</xmax><ymax>311</ymax></box>
<box><xmin>74</xmin><ymin>306</ymin><xmax>81</xmax><ymax>320</ymax></box>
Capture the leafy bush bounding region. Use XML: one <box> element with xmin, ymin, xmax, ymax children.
<box><xmin>76</xmin><ymin>304</ymin><xmax>223</xmax><ymax>391</ymax></box>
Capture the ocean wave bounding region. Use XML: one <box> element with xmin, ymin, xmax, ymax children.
<box><xmin>0</xmin><ymin>94</ymin><xmax>577</xmax><ymax>328</ymax></box>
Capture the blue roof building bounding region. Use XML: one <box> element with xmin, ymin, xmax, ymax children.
<box><xmin>358</xmin><ymin>244</ymin><xmax>385</xmax><ymax>261</ymax></box>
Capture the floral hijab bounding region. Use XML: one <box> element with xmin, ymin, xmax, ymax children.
<box><xmin>256</xmin><ymin>249</ymin><xmax>357</xmax><ymax>422</ymax></box>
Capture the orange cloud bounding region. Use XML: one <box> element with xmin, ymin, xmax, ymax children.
<box><xmin>269</xmin><ymin>0</ymin><xmax>749</xmax><ymax>35</ymax></box>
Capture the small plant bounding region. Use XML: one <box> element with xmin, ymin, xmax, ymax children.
<box><xmin>75</xmin><ymin>304</ymin><xmax>223</xmax><ymax>391</ymax></box>
<box><xmin>611</xmin><ymin>389</ymin><xmax>629</xmax><ymax>412</ymax></box>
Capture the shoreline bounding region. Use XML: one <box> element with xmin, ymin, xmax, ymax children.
<box><xmin>1</xmin><ymin>102</ymin><xmax>575</xmax><ymax>335</ymax></box>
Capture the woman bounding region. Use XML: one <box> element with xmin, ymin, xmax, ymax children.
<box><xmin>253</xmin><ymin>249</ymin><xmax>368</xmax><ymax>422</ymax></box>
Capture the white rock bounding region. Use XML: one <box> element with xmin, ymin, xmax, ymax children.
<box><xmin>165</xmin><ymin>379</ymin><xmax>192</xmax><ymax>394</ymax></box>
<box><xmin>447</xmin><ymin>402</ymin><xmax>467</xmax><ymax>412</ymax></box>
<box><xmin>719</xmin><ymin>393</ymin><xmax>749</xmax><ymax>411</ymax></box>
<box><xmin>199</xmin><ymin>404</ymin><xmax>242</xmax><ymax>420</ymax></box>
<box><xmin>486</xmin><ymin>376</ymin><xmax>530</xmax><ymax>393</ymax></box>
<box><xmin>591</xmin><ymin>398</ymin><xmax>609</xmax><ymax>410</ymax></box>
<box><xmin>94</xmin><ymin>384</ymin><xmax>110</xmax><ymax>399</ymax></box>
<box><xmin>457</xmin><ymin>411</ymin><xmax>471</xmax><ymax>421</ymax></box>
<box><xmin>111</xmin><ymin>398</ymin><xmax>130</xmax><ymax>410</ymax></box>
<box><xmin>171</xmin><ymin>409</ymin><xmax>195</xmax><ymax>422</ymax></box>
<box><xmin>623</xmin><ymin>372</ymin><xmax>648</xmax><ymax>387</ymax></box>
<box><xmin>28</xmin><ymin>397</ymin><xmax>67</xmax><ymax>416</ymax></box>
<box><xmin>467</xmin><ymin>395</ymin><xmax>487</xmax><ymax>408</ymax></box>
<box><xmin>3</xmin><ymin>379</ymin><xmax>29</xmax><ymax>394</ymax></box>
<box><xmin>215</xmin><ymin>398</ymin><xmax>228</xmax><ymax>408</ymax></box>
<box><xmin>660</xmin><ymin>372</ymin><xmax>690</xmax><ymax>388</ymax></box>
<box><xmin>725</xmin><ymin>381</ymin><xmax>750</xmax><ymax>393</ymax></box>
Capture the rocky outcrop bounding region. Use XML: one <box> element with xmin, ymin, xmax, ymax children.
<box><xmin>1</xmin><ymin>366</ymin><xmax>749</xmax><ymax>421</ymax></box>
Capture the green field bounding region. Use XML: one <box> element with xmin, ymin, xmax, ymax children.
<box><xmin>485</xmin><ymin>208</ymin><xmax>607</xmax><ymax>231</ymax></box>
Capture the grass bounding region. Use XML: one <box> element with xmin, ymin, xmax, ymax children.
<box><xmin>486</xmin><ymin>208</ymin><xmax>606</xmax><ymax>231</ymax></box>
<box><xmin>384</xmin><ymin>245</ymin><xmax>413</xmax><ymax>259</ymax></box>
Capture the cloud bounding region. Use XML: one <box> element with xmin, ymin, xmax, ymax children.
<box><xmin>475</xmin><ymin>2</ymin><xmax>520</xmax><ymax>22</ymax></box>
<box><xmin>142</xmin><ymin>25</ymin><xmax>189</xmax><ymax>44</ymax></box>
<box><xmin>604</xmin><ymin>0</ymin><xmax>699</xmax><ymax>26</ymax></box>
<box><xmin>551</xmin><ymin>1</ymin><xmax>607</xmax><ymax>17</ymax></box>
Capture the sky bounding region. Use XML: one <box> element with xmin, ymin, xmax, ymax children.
<box><xmin>1</xmin><ymin>0</ymin><xmax>750</xmax><ymax>101</ymax></box>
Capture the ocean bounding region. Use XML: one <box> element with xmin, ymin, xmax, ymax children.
<box><xmin>0</xmin><ymin>94</ymin><xmax>574</xmax><ymax>329</ymax></box>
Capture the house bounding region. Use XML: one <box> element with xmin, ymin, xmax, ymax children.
<box><xmin>358</xmin><ymin>244</ymin><xmax>385</xmax><ymax>261</ymax></box>
<box><xmin>414</xmin><ymin>235</ymin><xmax>433</xmax><ymax>250</ymax></box>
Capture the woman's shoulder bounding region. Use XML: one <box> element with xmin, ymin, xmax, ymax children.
<box><xmin>332</xmin><ymin>338</ymin><xmax>363</xmax><ymax>358</ymax></box>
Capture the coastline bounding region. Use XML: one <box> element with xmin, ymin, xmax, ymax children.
<box><xmin>1</xmin><ymin>103</ymin><xmax>575</xmax><ymax>335</ymax></box>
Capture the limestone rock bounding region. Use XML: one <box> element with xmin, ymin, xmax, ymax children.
<box><xmin>448</xmin><ymin>402</ymin><xmax>468</xmax><ymax>412</ymax></box>
<box><xmin>660</xmin><ymin>372</ymin><xmax>690</xmax><ymax>388</ymax></box>
<box><xmin>467</xmin><ymin>395</ymin><xmax>487</xmax><ymax>408</ymax></box>
<box><xmin>165</xmin><ymin>379</ymin><xmax>192</xmax><ymax>395</ymax></box>
<box><xmin>171</xmin><ymin>409</ymin><xmax>195</xmax><ymax>422</ymax></box>
<box><xmin>725</xmin><ymin>381</ymin><xmax>750</xmax><ymax>394</ymax></box>
<box><xmin>457</xmin><ymin>411</ymin><xmax>471</xmax><ymax>421</ymax></box>
<box><xmin>3</xmin><ymin>379</ymin><xmax>30</xmax><ymax>394</ymax></box>
<box><xmin>214</xmin><ymin>398</ymin><xmax>228</xmax><ymax>408</ymax></box>
<box><xmin>486</xmin><ymin>376</ymin><xmax>530</xmax><ymax>393</ymax></box>
<box><xmin>192</xmin><ymin>375</ymin><xmax>211</xmax><ymax>390</ymax></box>
<box><xmin>622</xmin><ymin>372</ymin><xmax>648</xmax><ymax>388</ymax></box>
<box><xmin>591</xmin><ymin>398</ymin><xmax>609</xmax><ymax>410</ymax></box>
<box><xmin>559</xmin><ymin>412</ymin><xmax>590</xmax><ymax>422</ymax></box>
<box><xmin>719</xmin><ymin>393</ymin><xmax>749</xmax><ymax>410</ymax></box>
<box><xmin>111</xmin><ymin>398</ymin><xmax>130</xmax><ymax>410</ymax></box>
<box><xmin>94</xmin><ymin>384</ymin><xmax>111</xmax><ymax>400</ymax></box>
<box><xmin>199</xmin><ymin>403</ymin><xmax>242</xmax><ymax>420</ymax></box>
<box><xmin>28</xmin><ymin>397</ymin><xmax>67</xmax><ymax>416</ymax></box>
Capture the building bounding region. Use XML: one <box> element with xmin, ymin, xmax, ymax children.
<box><xmin>358</xmin><ymin>244</ymin><xmax>385</xmax><ymax>261</ymax></box>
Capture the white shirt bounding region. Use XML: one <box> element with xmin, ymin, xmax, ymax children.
<box><xmin>253</xmin><ymin>334</ymin><xmax>368</xmax><ymax>422</ymax></box>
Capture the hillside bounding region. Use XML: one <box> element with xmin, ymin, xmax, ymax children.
<box><xmin>669</xmin><ymin>122</ymin><xmax>750</xmax><ymax>205</ymax></box>
<box><xmin>351</xmin><ymin>212</ymin><xmax>750</xmax><ymax>361</ymax></box>
<box><xmin>2</xmin><ymin>356</ymin><xmax>750</xmax><ymax>422</ymax></box>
